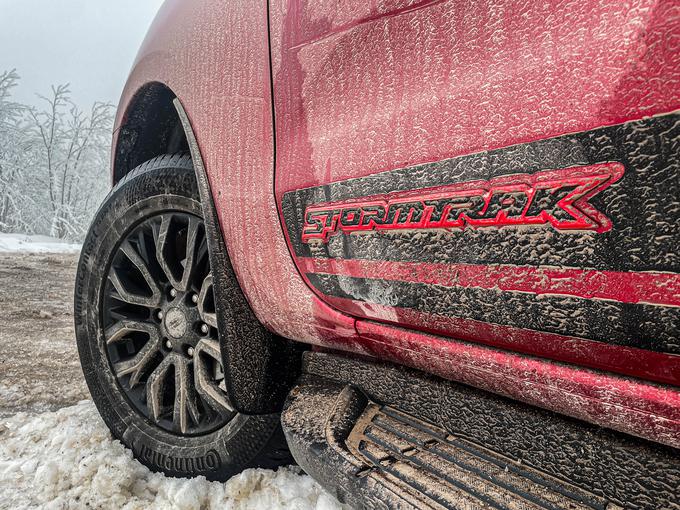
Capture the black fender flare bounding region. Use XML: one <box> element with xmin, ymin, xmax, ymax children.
<box><xmin>173</xmin><ymin>98</ymin><xmax>301</xmax><ymax>414</ymax></box>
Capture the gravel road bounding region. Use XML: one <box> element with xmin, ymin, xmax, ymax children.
<box><xmin>0</xmin><ymin>253</ymin><xmax>87</xmax><ymax>418</ymax></box>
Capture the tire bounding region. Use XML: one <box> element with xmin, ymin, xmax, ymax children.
<box><xmin>74</xmin><ymin>154</ymin><xmax>292</xmax><ymax>480</ymax></box>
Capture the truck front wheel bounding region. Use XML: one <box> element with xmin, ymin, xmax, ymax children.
<box><xmin>74</xmin><ymin>154</ymin><xmax>291</xmax><ymax>480</ymax></box>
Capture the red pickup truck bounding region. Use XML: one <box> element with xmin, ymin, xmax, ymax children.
<box><xmin>74</xmin><ymin>1</ymin><xmax>680</xmax><ymax>508</ymax></box>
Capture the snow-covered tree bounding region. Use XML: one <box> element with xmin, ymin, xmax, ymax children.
<box><xmin>0</xmin><ymin>69</ymin><xmax>28</xmax><ymax>232</ymax></box>
<box><xmin>26</xmin><ymin>85</ymin><xmax>113</xmax><ymax>239</ymax></box>
<box><xmin>0</xmin><ymin>70</ymin><xmax>113</xmax><ymax>241</ymax></box>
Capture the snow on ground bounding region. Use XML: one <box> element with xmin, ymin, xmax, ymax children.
<box><xmin>0</xmin><ymin>401</ymin><xmax>343</xmax><ymax>510</ymax></box>
<box><xmin>0</xmin><ymin>233</ymin><xmax>81</xmax><ymax>254</ymax></box>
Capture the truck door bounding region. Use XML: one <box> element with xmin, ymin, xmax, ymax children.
<box><xmin>270</xmin><ymin>0</ymin><xmax>680</xmax><ymax>384</ymax></box>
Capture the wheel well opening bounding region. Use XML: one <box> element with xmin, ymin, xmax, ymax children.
<box><xmin>113</xmin><ymin>83</ymin><xmax>190</xmax><ymax>183</ymax></box>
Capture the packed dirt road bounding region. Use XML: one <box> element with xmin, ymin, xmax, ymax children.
<box><xmin>0</xmin><ymin>253</ymin><xmax>88</xmax><ymax>418</ymax></box>
<box><xmin>0</xmin><ymin>251</ymin><xmax>341</xmax><ymax>509</ymax></box>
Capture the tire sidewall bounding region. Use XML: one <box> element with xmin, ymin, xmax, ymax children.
<box><xmin>74</xmin><ymin>160</ymin><xmax>280</xmax><ymax>480</ymax></box>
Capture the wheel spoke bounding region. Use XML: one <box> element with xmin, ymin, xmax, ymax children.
<box><xmin>108</xmin><ymin>240</ymin><xmax>162</xmax><ymax>307</ymax></box>
<box><xmin>155</xmin><ymin>214</ymin><xmax>175</xmax><ymax>286</ymax></box>
<box><xmin>194</xmin><ymin>338</ymin><xmax>233</xmax><ymax>416</ymax></box>
<box><xmin>156</xmin><ymin>215</ymin><xmax>201</xmax><ymax>292</ymax></box>
<box><xmin>197</xmin><ymin>274</ymin><xmax>217</xmax><ymax>328</ymax></box>
<box><xmin>113</xmin><ymin>330</ymin><xmax>161</xmax><ymax>388</ymax></box>
<box><xmin>182</xmin><ymin>216</ymin><xmax>201</xmax><ymax>290</ymax></box>
<box><xmin>173</xmin><ymin>356</ymin><xmax>201</xmax><ymax>434</ymax></box>
<box><xmin>108</xmin><ymin>269</ymin><xmax>155</xmax><ymax>308</ymax></box>
<box><xmin>121</xmin><ymin>240</ymin><xmax>162</xmax><ymax>298</ymax></box>
<box><xmin>147</xmin><ymin>355</ymin><xmax>174</xmax><ymax>423</ymax></box>
<box><xmin>105</xmin><ymin>320</ymin><xmax>156</xmax><ymax>345</ymax></box>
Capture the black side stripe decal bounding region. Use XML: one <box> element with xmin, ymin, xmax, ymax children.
<box><xmin>282</xmin><ymin>113</ymin><xmax>680</xmax><ymax>273</ymax></box>
<box><xmin>307</xmin><ymin>273</ymin><xmax>680</xmax><ymax>355</ymax></box>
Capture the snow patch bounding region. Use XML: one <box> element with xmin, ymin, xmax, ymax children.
<box><xmin>0</xmin><ymin>401</ymin><xmax>344</xmax><ymax>510</ymax></box>
<box><xmin>0</xmin><ymin>233</ymin><xmax>81</xmax><ymax>254</ymax></box>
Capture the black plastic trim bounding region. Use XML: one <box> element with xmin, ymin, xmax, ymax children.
<box><xmin>173</xmin><ymin>98</ymin><xmax>301</xmax><ymax>414</ymax></box>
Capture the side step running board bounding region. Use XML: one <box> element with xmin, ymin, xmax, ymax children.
<box><xmin>282</xmin><ymin>352</ymin><xmax>680</xmax><ymax>510</ymax></box>
<box><xmin>347</xmin><ymin>404</ymin><xmax>612</xmax><ymax>510</ymax></box>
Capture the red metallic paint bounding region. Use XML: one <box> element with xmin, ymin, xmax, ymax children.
<box><xmin>113</xmin><ymin>0</ymin><xmax>335</xmax><ymax>346</ymax></box>
<box><xmin>113</xmin><ymin>0</ymin><xmax>680</xmax><ymax>448</ymax></box>
<box><xmin>298</xmin><ymin>257</ymin><xmax>680</xmax><ymax>308</ymax></box>
<box><xmin>270</xmin><ymin>1</ymin><xmax>680</xmax><ymax>381</ymax></box>
<box><xmin>356</xmin><ymin>319</ymin><xmax>680</xmax><ymax>449</ymax></box>
<box><xmin>320</xmin><ymin>294</ymin><xmax>680</xmax><ymax>387</ymax></box>
<box><xmin>272</xmin><ymin>0</ymin><xmax>680</xmax><ymax>190</ymax></box>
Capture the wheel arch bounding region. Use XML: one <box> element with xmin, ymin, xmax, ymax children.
<box><xmin>112</xmin><ymin>82</ymin><xmax>189</xmax><ymax>183</ymax></box>
<box><xmin>112</xmin><ymin>83</ymin><xmax>302</xmax><ymax>414</ymax></box>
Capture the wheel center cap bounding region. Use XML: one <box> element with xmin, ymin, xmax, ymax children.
<box><xmin>165</xmin><ymin>307</ymin><xmax>187</xmax><ymax>338</ymax></box>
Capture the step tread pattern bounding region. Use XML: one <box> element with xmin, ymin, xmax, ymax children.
<box><xmin>346</xmin><ymin>404</ymin><xmax>621</xmax><ymax>510</ymax></box>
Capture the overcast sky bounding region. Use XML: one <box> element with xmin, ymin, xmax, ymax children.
<box><xmin>0</xmin><ymin>0</ymin><xmax>165</xmax><ymax>109</ymax></box>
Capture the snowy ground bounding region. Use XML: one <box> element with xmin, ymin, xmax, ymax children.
<box><xmin>0</xmin><ymin>402</ymin><xmax>340</xmax><ymax>510</ymax></box>
<box><xmin>0</xmin><ymin>233</ymin><xmax>82</xmax><ymax>254</ymax></box>
<box><xmin>0</xmin><ymin>247</ymin><xmax>343</xmax><ymax>509</ymax></box>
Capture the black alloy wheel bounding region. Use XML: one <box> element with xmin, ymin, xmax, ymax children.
<box><xmin>103</xmin><ymin>212</ymin><xmax>232</xmax><ymax>435</ymax></box>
